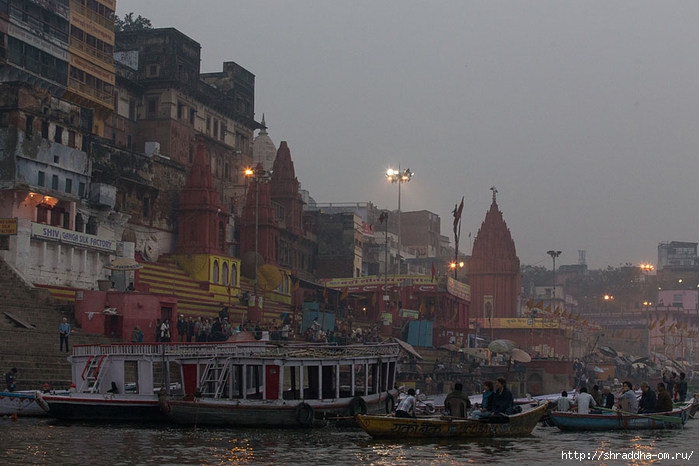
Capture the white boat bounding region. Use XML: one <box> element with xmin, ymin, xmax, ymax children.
<box><xmin>159</xmin><ymin>341</ymin><xmax>401</xmax><ymax>428</ymax></box>
<box><xmin>36</xmin><ymin>339</ymin><xmax>400</xmax><ymax>427</ymax></box>
<box><xmin>0</xmin><ymin>390</ymin><xmax>50</xmax><ymax>417</ymax></box>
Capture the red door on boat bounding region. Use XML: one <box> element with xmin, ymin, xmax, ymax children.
<box><xmin>265</xmin><ymin>365</ymin><xmax>280</xmax><ymax>400</ymax></box>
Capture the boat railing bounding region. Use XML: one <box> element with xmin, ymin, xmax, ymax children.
<box><xmin>71</xmin><ymin>342</ymin><xmax>400</xmax><ymax>360</ymax></box>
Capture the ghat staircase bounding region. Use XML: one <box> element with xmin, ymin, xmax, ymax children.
<box><xmin>0</xmin><ymin>258</ymin><xmax>115</xmax><ymax>389</ymax></box>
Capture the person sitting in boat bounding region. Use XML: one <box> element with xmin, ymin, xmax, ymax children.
<box><xmin>616</xmin><ymin>381</ymin><xmax>638</xmax><ymax>413</ymax></box>
<box><xmin>444</xmin><ymin>382</ymin><xmax>471</xmax><ymax>417</ymax></box>
<box><xmin>555</xmin><ymin>390</ymin><xmax>572</xmax><ymax>411</ymax></box>
<box><xmin>590</xmin><ymin>384</ymin><xmax>602</xmax><ymax>406</ymax></box>
<box><xmin>638</xmin><ymin>381</ymin><xmax>657</xmax><ymax>414</ymax></box>
<box><xmin>491</xmin><ymin>377</ymin><xmax>514</xmax><ymax>415</ymax></box>
<box><xmin>470</xmin><ymin>380</ymin><xmax>494</xmax><ymax>419</ymax></box>
<box><xmin>395</xmin><ymin>388</ymin><xmax>417</xmax><ymax>418</ymax></box>
<box><xmin>572</xmin><ymin>386</ymin><xmax>597</xmax><ymax>414</ymax></box>
<box><xmin>601</xmin><ymin>386</ymin><xmax>615</xmax><ymax>409</ymax></box>
<box><xmin>655</xmin><ymin>382</ymin><xmax>674</xmax><ymax>412</ymax></box>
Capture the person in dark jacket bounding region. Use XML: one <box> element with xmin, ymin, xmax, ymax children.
<box><xmin>601</xmin><ymin>385</ymin><xmax>615</xmax><ymax>409</ymax></box>
<box><xmin>491</xmin><ymin>377</ymin><xmax>514</xmax><ymax>415</ymax></box>
<box><xmin>176</xmin><ymin>315</ymin><xmax>187</xmax><ymax>342</ymax></box>
<box><xmin>655</xmin><ymin>382</ymin><xmax>674</xmax><ymax>412</ymax></box>
<box><xmin>638</xmin><ymin>381</ymin><xmax>657</xmax><ymax>413</ymax></box>
<box><xmin>676</xmin><ymin>372</ymin><xmax>688</xmax><ymax>402</ymax></box>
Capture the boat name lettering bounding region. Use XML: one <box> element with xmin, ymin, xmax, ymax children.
<box><xmin>389</xmin><ymin>423</ymin><xmax>443</xmax><ymax>435</ymax></box>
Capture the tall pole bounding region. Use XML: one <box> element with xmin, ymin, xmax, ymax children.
<box><xmin>386</xmin><ymin>167</ymin><xmax>413</xmax><ymax>276</ymax></box>
<box><xmin>254</xmin><ymin>178</ymin><xmax>259</xmax><ymax>305</ymax></box>
<box><xmin>397</xmin><ymin>164</ymin><xmax>402</xmax><ymax>277</ymax></box>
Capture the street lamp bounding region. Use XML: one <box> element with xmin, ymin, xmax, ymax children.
<box><xmin>244</xmin><ymin>165</ymin><xmax>271</xmax><ymax>307</ymax></box>
<box><xmin>386</xmin><ymin>166</ymin><xmax>413</xmax><ymax>274</ymax></box>
<box><xmin>547</xmin><ymin>250</ymin><xmax>562</xmax><ymax>303</ymax></box>
<box><xmin>449</xmin><ymin>261</ymin><xmax>464</xmax><ymax>279</ymax></box>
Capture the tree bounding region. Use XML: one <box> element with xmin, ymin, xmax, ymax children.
<box><xmin>114</xmin><ymin>13</ymin><xmax>153</xmax><ymax>32</ymax></box>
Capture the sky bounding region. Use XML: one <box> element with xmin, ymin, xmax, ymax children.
<box><xmin>117</xmin><ymin>0</ymin><xmax>699</xmax><ymax>270</ymax></box>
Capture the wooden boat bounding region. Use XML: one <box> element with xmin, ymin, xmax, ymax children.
<box><xmin>160</xmin><ymin>341</ymin><xmax>401</xmax><ymax>428</ymax></box>
<box><xmin>355</xmin><ymin>401</ymin><xmax>547</xmax><ymax>438</ymax></box>
<box><xmin>0</xmin><ymin>389</ymin><xmax>71</xmax><ymax>417</ymax></box>
<box><xmin>548</xmin><ymin>403</ymin><xmax>693</xmax><ymax>431</ymax></box>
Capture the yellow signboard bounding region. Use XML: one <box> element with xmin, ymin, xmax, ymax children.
<box><xmin>0</xmin><ymin>218</ymin><xmax>18</xmax><ymax>235</ymax></box>
<box><xmin>482</xmin><ymin>317</ymin><xmax>560</xmax><ymax>329</ymax></box>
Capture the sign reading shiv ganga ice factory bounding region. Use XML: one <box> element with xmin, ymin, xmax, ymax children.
<box><xmin>31</xmin><ymin>223</ymin><xmax>117</xmax><ymax>252</ymax></box>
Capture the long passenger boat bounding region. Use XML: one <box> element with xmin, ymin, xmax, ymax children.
<box><xmin>35</xmin><ymin>339</ymin><xmax>400</xmax><ymax>427</ymax></box>
<box><xmin>355</xmin><ymin>402</ymin><xmax>547</xmax><ymax>438</ymax></box>
<box><xmin>548</xmin><ymin>402</ymin><xmax>694</xmax><ymax>431</ymax></box>
<box><xmin>159</xmin><ymin>341</ymin><xmax>400</xmax><ymax>428</ymax></box>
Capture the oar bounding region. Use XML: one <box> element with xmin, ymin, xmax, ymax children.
<box><xmin>596</xmin><ymin>407</ymin><xmax>684</xmax><ymax>425</ymax></box>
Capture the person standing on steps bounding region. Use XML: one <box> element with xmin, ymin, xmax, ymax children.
<box><xmin>59</xmin><ymin>317</ymin><xmax>71</xmax><ymax>353</ymax></box>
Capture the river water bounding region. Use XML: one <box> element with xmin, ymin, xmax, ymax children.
<box><xmin>1</xmin><ymin>418</ymin><xmax>696</xmax><ymax>465</ymax></box>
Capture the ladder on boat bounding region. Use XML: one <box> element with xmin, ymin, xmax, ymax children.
<box><xmin>79</xmin><ymin>354</ymin><xmax>108</xmax><ymax>393</ymax></box>
<box><xmin>199</xmin><ymin>357</ymin><xmax>230</xmax><ymax>399</ymax></box>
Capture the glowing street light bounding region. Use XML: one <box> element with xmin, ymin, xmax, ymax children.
<box><xmin>244</xmin><ymin>165</ymin><xmax>271</xmax><ymax>304</ymax></box>
<box><xmin>386</xmin><ymin>166</ymin><xmax>413</xmax><ymax>274</ymax></box>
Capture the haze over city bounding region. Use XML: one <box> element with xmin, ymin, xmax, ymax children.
<box><xmin>116</xmin><ymin>0</ymin><xmax>699</xmax><ymax>270</ymax></box>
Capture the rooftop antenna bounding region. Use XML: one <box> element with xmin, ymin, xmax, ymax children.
<box><xmin>578</xmin><ymin>250</ymin><xmax>586</xmax><ymax>266</ymax></box>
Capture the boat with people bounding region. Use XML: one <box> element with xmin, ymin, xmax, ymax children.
<box><xmin>548</xmin><ymin>402</ymin><xmax>695</xmax><ymax>431</ymax></box>
<box><xmin>355</xmin><ymin>401</ymin><xmax>547</xmax><ymax>438</ymax></box>
<box><xmin>159</xmin><ymin>340</ymin><xmax>400</xmax><ymax>428</ymax></box>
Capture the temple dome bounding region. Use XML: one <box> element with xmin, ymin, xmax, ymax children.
<box><xmin>252</xmin><ymin>113</ymin><xmax>277</xmax><ymax>172</ymax></box>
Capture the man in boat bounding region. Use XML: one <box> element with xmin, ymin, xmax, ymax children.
<box><xmin>572</xmin><ymin>386</ymin><xmax>596</xmax><ymax>414</ymax></box>
<box><xmin>590</xmin><ymin>384</ymin><xmax>602</xmax><ymax>406</ymax></box>
<box><xmin>655</xmin><ymin>382</ymin><xmax>674</xmax><ymax>412</ymax></box>
<box><xmin>555</xmin><ymin>390</ymin><xmax>572</xmax><ymax>411</ymax></box>
<box><xmin>616</xmin><ymin>381</ymin><xmax>638</xmax><ymax>413</ymax></box>
<box><xmin>637</xmin><ymin>381</ymin><xmax>657</xmax><ymax>413</ymax></box>
<box><xmin>395</xmin><ymin>388</ymin><xmax>417</xmax><ymax>418</ymax></box>
<box><xmin>491</xmin><ymin>377</ymin><xmax>514</xmax><ymax>415</ymax></box>
<box><xmin>601</xmin><ymin>386</ymin><xmax>615</xmax><ymax>409</ymax></box>
<box><xmin>444</xmin><ymin>382</ymin><xmax>471</xmax><ymax>417</ymax></box>
<box><xmin>470</xmin><ymin>380</ymin><xmax>494</xmax><ymax>419</ymax></box>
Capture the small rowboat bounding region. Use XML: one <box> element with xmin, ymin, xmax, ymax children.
<box><xmin>355</xmin><ymin>402</ymin><xmax>547</xmax><ymax>439</ymax></box>
<box><xmin>548</xmin><ymin>402</ymin><xmax>693</xmax><ymax>431</ymax></box>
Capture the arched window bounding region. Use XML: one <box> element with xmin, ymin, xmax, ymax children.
<box><xmin>230</xmin><ymin>264</ymin><xmax>237</xmax><ymax>287</ymax></box>
<box><xmin>213</xmin><ymin>260</ymin><xmax>219</xmax><ymax>283</ymax></box>
<box><xmin>222</xmin><ymin>262</ymin><xmax>229</xmax><ymax>285</ymax></box>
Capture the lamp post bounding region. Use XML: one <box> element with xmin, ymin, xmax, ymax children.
<box><xmin>547</xmin><ymin>250</ymin><xmax>562</xmax><ymax>303</ymax></box>
<box><xmin>640</xmin><ymin>263</ymin><xmax>654</xmax><ymax>357</ymax></box>
<box><xmin>386</xmin><ymin>166</ymin><xmax>413</xmax><ymax>275</ymax></box>
<box><xmin>244</xmin><ymin>165</ymin><xmax>270</xmax><ymax>308</ymax></box>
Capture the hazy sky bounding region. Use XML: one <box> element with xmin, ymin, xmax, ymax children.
<box><xmin>117</xmin><ymin>1</ymin><xmax>699</xmax><ymax>270</ymax></box>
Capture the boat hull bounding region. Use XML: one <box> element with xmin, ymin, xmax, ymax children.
<box><xmin>0</xmin><ymin>390</ymin><xmax>47</xmax><ymax>417</ymax></box>
<box><xmin>549</xmin><ymin>404</ymin><xmax>692</xmax><ymax>431</ymax></box>
<box><xmin>355</xmin><ymin>402</ymin><xmax>547</xmax><ymax>438</ymax></box>
<box><xmin>38</xmin><ymin>393</ymin><xmax>168</xmax><ymax>422</ymax></box>
<box><xmin>163</xmin><ymin>391</ymin><xmax>396</xmax><ymax>428</ymax></box>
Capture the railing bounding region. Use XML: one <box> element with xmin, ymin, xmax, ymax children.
<box><xmin>69</xmin><ymin>36</ymin><xmax>112</xmax><ymax>66</ymax></box>
<box><xmin>72</xmin><ymin>341</ymin><xmax>401</xmax><ymax>360</ymax></box>
<box><xmin>68</xmin><ymin>77</ymin><xmax>112</xmax><ymax>105</ymax></box>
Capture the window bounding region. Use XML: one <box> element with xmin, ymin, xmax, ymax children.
<box><xmin>65</xmin><ymin>178</ymin><xmax>72</xmax><ymax>193</ymax></box>
<box><xmin>54</xmin><ymin>126</ymin><xmax>63</xmax><ymax>143</ymax></box>
<box><xmin>177</xmin><ymin>102</ymin><xmax>184</xmax><ymax>120</ymax></box>
<box><xmin>37</xmin><ymin>171</ymin><xmax>45</xmax><ymax>186</ymax></box>
<box><xmin>68</xmin><ymin>131</ymin><xmax>75</xmax><ymax>148</ymax></box>
<box><xmin>206</xmin><ymin>116</ymin><xmax>211</xmax><ymax>133</ymax></box>
<box><xmin>41</xmin><ymin>121</ymin><xmax>49</xmax><ymax>138</ymax></box>
<box><xmin>189</xmin><ymin>108</ymin><xmax>195</xmax><ymax>125</ymax></box>
<box><xmin>54</xmin><ymin>155</ymin><xmax>59</xmax><ymax>163</ymax></box>
<box><xmin>147</xmin><ymin>64</ymin><xmax>159</xmax><ymax>77</ymax></box>
<box><xmin>220</xmin><ymin>123</ymin><xmax>226</xmax><ymax>141</ymax></box>
<box><xmin>25</xmin><ymin>115</ymin><xmax>33</xmax><ymax>138</ymax></box>
<box><xmin>78</xmin><ymin>182</ymin><xmax>85</xmax><ymax>197</ymax></box>
<box><xmin>129</xmin><ymin>99</ymin><xmax>136</xmax><ymax>120</ymax></box>
<box><xmin>147</xmin><ymin>97</ymin><xmax>158</xmax><ymax>117</ymax></box>
<box><xmin>143</xmin><ymin>197</ymin><xmax>150</xmax><ymax>219</ymax></box>
<box><xmin>37</xmin><ymin>205</ymin><xmax>48</xmax><ymax>223</ymax></box>
<box><xmin>52</xmin><ymin>175</ymin><xmax>58</xmax><ymax>190</ymax></box>
<box><xmin>75</xmin><ymin>213</ymin><xmax>84</xmax><ymax>232</ymax></box>
<box><xmin>127</xmin><ymin>134</ymin><xmax>132</xmax><ymax>149</ymax></box>
<box><xmin>213</xmin><ymin>120</ymin><xmax>218</xmax><ymax>138</ymax></box>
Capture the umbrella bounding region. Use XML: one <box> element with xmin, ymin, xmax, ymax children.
<box><xmin>391</xmin><ymin>337</ymin><xmax>423</xmax><ymax>360</ymax></box>
<box><xmin>104</xmin><ymin>257</ymin><xmax>143</xmax><ymax>271</ymax></box>
<box><xmin>598</xmin><ymin>346</ymin><xmax>618</xmax><ymax>358</ymax></box>
<box><xmin>439</xmin><ymin>343</ymin><xmax>460</xmax><ymax>352</ymax></box>
<box><xmin>488</xmin><ymin>339</ymin><xmax>516</xmax><ymax>354</ymax></box>
<box><xmin>510</xmin><ymin>348</ymin><xmax>532</xmax><ymax>363</ymax></box>
<box><xmin>461</xmin><ymin>348</ymin><xmax>489</xmax><ymax>361</ymax></box>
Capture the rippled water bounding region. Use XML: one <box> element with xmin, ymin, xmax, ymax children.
<box><xmin>1</xmin><ymin>418</ymin><xmax>696</xmax><ymax>465</ymax></box>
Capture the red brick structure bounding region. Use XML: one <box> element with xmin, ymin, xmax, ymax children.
<box><xmin>467</xmin><ymin>188</ymin><xmax>521</xmax><ymax>321</ymax></box>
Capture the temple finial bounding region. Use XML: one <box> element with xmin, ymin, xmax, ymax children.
<box><xmin>490</xmin><ymin>185</ymin><xmax>498</xmax><ymax>203</ymax></box>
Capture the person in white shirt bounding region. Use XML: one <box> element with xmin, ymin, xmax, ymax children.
<box><xmin>556</xmin><ymin>390</ymin><xmax>572</xmax><ymax>411</ymax></box>
<box><xmin>396</xmin><ymin>388</ymin><xmax>417</xmax><ymax>418</ymax></box>
<box><xmin>573</xmin><ymin>386</ymin><xmax>597</xmax><ymax>414</ymax></box>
